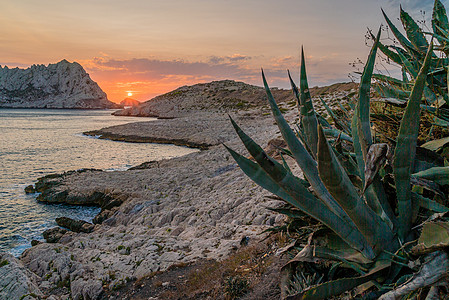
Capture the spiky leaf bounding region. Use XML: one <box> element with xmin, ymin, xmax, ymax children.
<box><xmin>229</xmin><ymin>117</ymin><xmax>375</xmax><ymax>259</ymax></box>
<box><xmin>413</xmin><ymin>166</ymin><xmax>449</xmax><ymax>185</ymax></box>
<box><xmin>393</xmin><ymin>42</ymin><xmax>434</xmax><ymax>241</ymax></box>
<box><xmin>400</xmin><ymin>6</ymin><xmax>430</xmax><ymax>53</ymax></box>
<box><xmin>318</xmin><ymin>125</ymin><xmax>395</xmax><ymax>253</ymax></box>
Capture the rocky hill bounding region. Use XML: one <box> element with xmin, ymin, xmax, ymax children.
<box><xmin>0</xmin><ymin>60</ymin><xmax>118</xmax><ymax>109</ymax></box>
<box><xmin>113</xmin><ymin>79</ymin><xmax>358</xmax><ymax>118</ymax></box>
<box><xmin>119</xmin><ymin>97</ymin><xmax>140</xmax><ymax>107</ymax></box>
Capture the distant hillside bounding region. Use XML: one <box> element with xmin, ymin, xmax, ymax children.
<box><xmin>113</xmin><ymin>80</ymin><xmax>293</xmax><ymax>118</ymax></box>
<box><xmin>120</xmin><ymin>98</ymin><xmax>140</xmax><ymax>107</ymax></box>
<box><xmin>113</xmin><ymin>80</ymin><xmax>358</xmax><ymax>118</ymax></box>
<box><xmin>0</xmin><ymin>60</ymin><xmax>119</xmax><ymax>109</ymax></box>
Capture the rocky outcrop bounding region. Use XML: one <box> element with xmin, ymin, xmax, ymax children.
<box><xmin>0</xmin><ymin>60</ymin><xmax>119</xmax><ymax>109</ymax></box>
<box><xmin>55</xmin><ymin>217</ymin><xmax>94</xmax><ymax>233</ymax></box>
<box><xmin>42</xmin><ymin>227</ymin><xmax>68</xmax><ymax>243</ymax></box>
<box><xmin>119</xmin><ymin>97</ymin><xmax>140</xmax><ymax>107</ymax></box>
<box><xmin>0</xmin><ymin>253</ymin><xmax>43</xmax><ymax>300</ymax></box>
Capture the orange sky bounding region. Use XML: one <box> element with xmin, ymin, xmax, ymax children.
<box><xmin>0</xmin><ymin>0</ymin><xmax>437</xmax><ymax>103</ymax></box>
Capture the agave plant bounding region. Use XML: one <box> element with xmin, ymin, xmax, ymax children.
<box><xmin>225</xmin><ymin>27</ymin><xmax>449</xmax><ymax>299</ymax></box>
<box><xmin>372</xmin><ymin>0</ymin><xmax>449</xmax><ymax>147</ymax></box>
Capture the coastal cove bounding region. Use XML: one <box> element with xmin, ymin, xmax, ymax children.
<box><xmin>0</xmin><ymin>108</ymin><xmax>198</xmax><ymax>256</ymax></box>
<box><xmin>0</xmin><ymin>82</ymin><xmax>358</xmax><ymax>299</ymax></box>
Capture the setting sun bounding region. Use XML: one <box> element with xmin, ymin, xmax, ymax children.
<box><xmin>127</xmin><ymin>92</ymin><xmax>133</xmax><ymax>97</ymax></box>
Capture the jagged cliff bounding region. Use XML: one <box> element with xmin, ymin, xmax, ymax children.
<box><xmin>0</xmin><ymin>60</ymin><xmax>118</xmax><ymax>109</ymax></box>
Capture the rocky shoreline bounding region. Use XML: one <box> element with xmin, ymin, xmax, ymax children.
<box><xmin>0</xmin><ymin>81</ymin><xmax>357</xmax><ymax>299</ymax></box>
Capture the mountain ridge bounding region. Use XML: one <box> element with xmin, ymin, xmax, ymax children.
<box><xmin>0</xmin><ymin>60</ymin><xmax>118</xmax><ymax>109</ymax></box>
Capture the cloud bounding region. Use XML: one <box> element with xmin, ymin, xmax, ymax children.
<box><xmin>208</xmin><ymin>54</ymin><xmax>251</xmax><ymax>64</ymax></box>
<box><xmin>85</xmin><ymin>56</ymin><xmax>256</xmax><ymax>81</ymax></box>
<box><xmin>82</xmin><ymin>52</ymin><xmax>356</xmax><ymax>102</ymax></box>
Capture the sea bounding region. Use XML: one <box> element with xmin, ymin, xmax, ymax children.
<box><xmin>0</xmin><ymin>108</ymin><xmax>197</xmax><ymax>256</ymax></box>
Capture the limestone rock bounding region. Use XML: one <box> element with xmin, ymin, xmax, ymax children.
<box><xmin>71</xmin><ymin>279</ymin><xmax>103</xmax><ymax>300</ymax></box>
<box><xmin>0</xmin><ymin>253</ymin><xmax>43</xmax><ymax>300</ymax></box>
<box><xmin>56</xmin><ymin>217</ymin><xmax>94</xmax><ymax>233</ymax></box>
<box><xmin>0</xmin><ymin>60</ymin><xmax>118</xmax><ymax>109</ymax></box>
<box><xmin>43</xmin><ymin>227</ymin><xmax>68</xmax><ymax>243</ymax></box>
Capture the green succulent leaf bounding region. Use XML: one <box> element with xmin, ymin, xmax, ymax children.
<box><xmin>357</xmin><ymin>28</ymin><xmax>380</xmax><ymax>161</ymax></box>
<box><xmin>400</xmin><ymin>6</ymin><xmax>430</xmax><ymax>53</ymax></box>
<box><xmin>382</xmin><ymin>8</ymin><xmax>419</xmax><ymax>54</ymax></box>
<box><xmin>323</xmin><ymin>128</ymin><xmax>353</xmax><ymax>143</ymax></box>
<box><xmin>372</xmin><ymin>73</ymin><xmax>410</xmax><ymax>88</ymax></box>
<box><xmin>319</xmin><ymin>97</ymin><xmax>351</xmax><ymax>134</ymax></box>
<box><xmin>411</xmin><ymin>192</ymin><xmax>449</xmax><ymax>213</ymax></box>
<box><xmin>421</xmin><ymin>136</ymin><xmax>449</xmax><ymax>152</ymax></box>
<box><xmin>224</xmin><ymin>145</ymin><xmax>300</xmax><ymax>205</ymax></box>
<box><xmin>413</xmin><ymin>166</ymin><xmax>449</xmax><ymax>185</ymax></box>
<box><xmin>261</xmin><ymin>70</ymin><xmax>353</xmax><ymax>221</ymax></box>
<box><xmin>373</xmin><ymin>83</ymin><xmax>410</xmax><ymax>100</ymax></box>
<box><xmin>299</xmin><ymin>48</ymin><xmax>319</xmax><ymax>157</ymax></box>
<box><xmin>318</xmin><ymin>125</ymin><xmax>395</xmax><ymax>253</ymax></box>
<box><xmin>228</xmin><ymin>117</ymin><xmax>375</xmax><ymax>259</ymax></box>
<box><xmin>433</xmin><ymin>0</ymin><xmax>449</xmax><ymax>46</ymax></box>
<box><xmin>412</xmin><ymin>222</ymin><xmax>449</xmax><ymax>255</ymax></box>
<box><xmin>393</xmin><ymin>42</ymin><xmax>434</xmax><ymax>241</ymax></box>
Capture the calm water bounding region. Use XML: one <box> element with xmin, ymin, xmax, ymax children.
<box><xmin>0</xmin><ymin>109</ymin><xmax>197</xmax><ymax>256</ymax></box>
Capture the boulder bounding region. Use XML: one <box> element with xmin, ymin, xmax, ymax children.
<box><xmin>56</xmin><ymin>217</ymin><xmax>94</xmax><ymax>233</ymax></box>
<box><xmin>43</xmin><ymin>227</ymin><xmax>67</xmax><ymax>243</ymax></box>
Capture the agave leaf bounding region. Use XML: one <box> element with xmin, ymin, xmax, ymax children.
<box><xmin>298</xmin><ymin>48</ymin><xmax>319</xmax><ymax>157</ymax></box>
<box><xmin>396</xmin><ymin>47</ymin><xmax>419</xmax><ymax>79</ymax></box>
<box><xmin>393</xmin><ymin>42</ymin><xmax>434</xmax><ymax>241</ymax></box>
<box><xmin>396</xmin><ymin>48</ymin><xmax>438</xmax><ymax>103</ymax></box>
<box><xmin>316</xmin><ymin>113</ymin><xmax>332</xmax><ymax>128</ymax></box>
<box><xmin>413</xmin><ymin>166</ymin><xmax>449</xmax><ymax>185</ymax></box>
<box><xmin>421</xmin><ymin>136</ymin><xmax>449</xmax><ymax>152</ymax></box>
<box><xmin>402</xmin><ymin>67</ymin><xmax>409</xmax><ymax>82</ymax></box>
<box><xmin>229</xmin><ymin>117</ymin><xmax>375</xmax><ymax>259</ymax></box>
<box><xmin>372</xmin><ymin>73</ymin><xmax>410</xmax><ymax>88</ymax></box>
<box><xmin>382</xmin><ymin>8</ymin><xmax>419</xmax><ymax>53</ymax></box>
<box><xmin>374</xmin><ymin>83</ymin><xmax>410</xmax><ymax>100</ymax></box>
<box><xmin>323</xmin><ymin>128</ymin><xmax>353</xmax><ymax>143</ymax></box>
<box><xmin>318</xmin><ymin>125</ymin><xmax>395</xmax><ymax>253</ymax></box>
<box><xmin>369</xmin><ymin>30</ymin><xmax>403</xmax><ymax>65</ymax></box>
<box><xmin>400</xmin><ymin>6</ymin><xmax>430</xmax><ymax>53</ymax></box>
<box><xmin>286</xmin><ymin>260</ymin><xmax>390</xmax><ymax>300</ymax></box>
<box><xmin>379</xmin><ymin>41</ymin><xmax>403</xmax><ymax>65</ymax></box>
<box><xmin>295</xmin><ymin>126</ymin><xmax>315</xmax><ymax>158</ymax></box>
<box><xmin>357</xmin><ymin>28</ymin><xmax>380</xmax><ymax>161</ymax></box>
<box><xmin>411</xmin><ymin>192</ymin><xmax>449</xmax><ymax>213</ymax></box>
<box><xmin>261</xmin><ymin>71</ymin><xmax>354</xmax><ymax>221</ymax></box>
<box><xmin>411</xmin><ymin>177</ymin><xmax>445</xmax><ymax>198</ymax></box>
<box><xmin>224</xmin><ymin>145</ymin><xmax>301</xmax><ymax>205</ymax></box>
<box><xmin>280</xmin><ymin>152</ymin><xmax>293</xmax><ymax>174</ymax></box>
<box><xmin>433</xmin><ymin>0</ymin><xmax>449</xmax><ymax>46</ymax></box>
<box><xmin>351</xmin><ymin>106</ymin><xmax>366</xmax><ymax>183</ymax></box>
<box><xmin>412</xmin><ymin>222</ymin><xmax>449</xmax><ymax>255</ymax></box>
<box><xmin>319</xmin><ymin>97</ymin><xmax>351</xmax><ymax>134</ymax></box>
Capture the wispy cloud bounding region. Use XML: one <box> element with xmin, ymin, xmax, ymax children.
<box><xmin>82</xmin><ymin>51</ymin><xmax>355</xmax><ymax>102</ymax></box>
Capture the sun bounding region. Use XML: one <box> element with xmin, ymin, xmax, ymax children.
<box><xmin>127</xmin><ymin>92</ymin><xmax>133</xmax><ymax>97</ymax></box>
